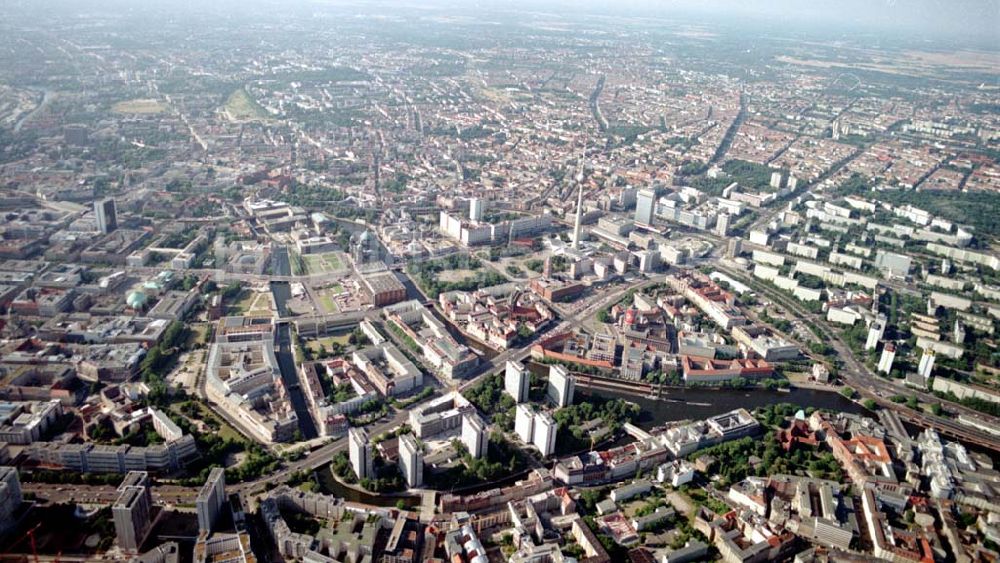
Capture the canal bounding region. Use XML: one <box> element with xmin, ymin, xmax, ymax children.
<box><xmin>274</xmin><ymin>322</ymin><xmax>319</xmax><ymax>440</ymax></box>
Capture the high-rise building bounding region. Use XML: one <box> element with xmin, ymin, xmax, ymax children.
<box><xmin>469</xmin><ymin>198</ymin><xmax>483</xmax><ymax>222</ymax></box>
<box><xmin>770</xmin><ymin>171</ymin><xmax>784</xmax><ymax>190</ymax></box>
<box><xmin>877</xmin><ymin>344</ymin><xmax>896</xmax><ymax>374</ymax></box>
<box><xmin>515</xmin><ymin>403</ymin><xmax>535</xmax><ymax>444</ymax></box>
<box><xmin>547</xmin><ymin>364</ymin><xmax>575</xmax><ymax>408</ymax></box>
<box><xmin>954</xmin><ymin>321</ymin><xmax>966</xmax><ymax>344</ymax></box>
<box><xmin>398</xmin><ymin>433</ymin><xmax>423</xmax><ymax>488</ymax></box>
<box><xmin>118</xmin><ymin>471</ymin><xmax>152</xmax><ymax>508</ymax></box>
<box><xmin>637</xmin><ymin>250</ymin><xmax>660</xmax><ymax>273</ymax></box>
<box><xmin>505</xmin><ymin>361</ymin><xmax>530</xmax><ymax>403</ymax></box>
<box><xmin>727</xmin><ymin>238</ymin><xmax>743</xmax><ymax>259</ymax></box>
<box><xmin>95</xmin><ymin>198</ymin><xmax>118</xmax><ymax>234</ymax></box>
<box><xmin>0</xmin><ymin>466</ymin><xmax>23</xmax><ymax>536</ymax></box>
<box><xmin>461</xmin><ymin>413</ymin><xmax>489</xmax><ymax>459</ymax></box>
<box><xmin>635</xmin><ymin>189</ymin><xmax>656</xmax><ymax>225</ymax></box>
<box><xmin>349</xmin><ymin>427</ymin><xmax>373</xmax><ymax>481</ymax></box>
<box><xmin>918</xmin><ymin>350</ymin><xmax>936</xmax><ymax>379</ymax></box>
<box><xmin>532</xmin><ymin>412</ymin><xmax>557</xmax><ymax>457</ymax></box>
<box><xmin>865</xmin><ymin>320</ymin><xmax>885</xmax><ymax>351</ymax></box>
<box><xmin>113</xmin><ymin>472</ymin><xmax>153</xmax><ymax>552</ymax></box>
<box><xmin>716</xmin><ymin>213</ymin><xmax>731</xmax><ymax>237</ymax></box>
<box><xmin>196</xmin><ymin>468</ymin><xmax>226</xmax><ymax>534</ymax></box>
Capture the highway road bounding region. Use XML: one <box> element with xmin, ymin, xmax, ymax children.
<box><xmin>22</xmin><ymin>483</ymin><xmax>200</xmax><ymax>508</ymax></box>
<box><xmin>718</xmin><ymin>264</ymin><xmax>1000</xmax><ymax>451</ymax></box>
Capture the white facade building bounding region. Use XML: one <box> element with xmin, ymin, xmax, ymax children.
<box><xmin>505</xmin><ymin>361</ymin><xmax>530</xmax><ymax>403</ymax></box>
<box><xmin>547</xmin><ymin>365</ymin><xmax>575</xmax><ymax>408</ymax></box>
<box><xmin>515</xmin><ymin>404</ymin><xmax>535</xmax><ymax>445</ymax></box>
<box><xmin>398</xmin><ymin>433</ymin><xmax>424</xmax><ymax>488</ymax></box>
<box><xmin>461</xmin><ymin>413</ymin><xmax>489</xmax><ymax>459</ymax></box>
<box><xmin>532</xmin><ymin>412</ymin><xmax>557</xmax><ymax>457</ymax></box>
<box><xmin>349</xmin><ymin>427</ymin><xmax>373</xmax><ymax>481</ymax></box>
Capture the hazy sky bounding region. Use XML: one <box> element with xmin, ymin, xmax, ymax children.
<box><xmin>9</xmin><ymin>0</ymin><xmax>1000</xmax><ymax>46</ymax></box>
<box><xmin>461</xmin><ymin>0</ymin><xmax>1000</xmax><ymax>44</ymax></box>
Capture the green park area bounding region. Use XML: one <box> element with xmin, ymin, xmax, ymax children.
<box><xmin>112</xmin><ymin>99</ymin><xmax>167</xmax><ymax>114</ymax></box>
<box><xmin>224</xmin><ymin>87</ymin><xmax>267</xmax><ymax>121</ymax></box>
<box><xmin>303</xmin><ymin>252</ymin><xmax>345</xmax><ymax>273</ymax></box>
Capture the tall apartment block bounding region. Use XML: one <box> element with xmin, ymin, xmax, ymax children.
<box><xmin>349</xmin><ymin>427</ymin><xmax>373</xmax><ymax>481</ymax></box>
<box><xmin>196</xmin><ymin>468</ymin><xmax>226</xmax><ymax>534</ymax></box>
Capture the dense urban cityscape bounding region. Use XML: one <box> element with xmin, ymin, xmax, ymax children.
<box><xmin>0</xmin><ymin>1</ymin><xmax>998</xmax><ymax>562</ymax></box>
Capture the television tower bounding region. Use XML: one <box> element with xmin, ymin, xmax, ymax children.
<box><xmin>572</xmin><ymin>149</ymin><xmax>586</xmax><ymax>250</ymax></box>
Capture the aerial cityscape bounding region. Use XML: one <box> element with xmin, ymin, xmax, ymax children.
<box><xmin>0</xmin><ymin>0</ymin><xmax>998</xmax><ymax>561</ymax></box>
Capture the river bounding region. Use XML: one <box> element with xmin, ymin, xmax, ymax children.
<box><xmin>528</xmin><ymin>361</ymin><xmax>864</xmax><ymax>426</ymax></box>
<box><xmin>582</xmin><ymin>385</ymin><xmax>868</xmax><ymax>429</ymax></box>
<box><xmin>315</xmin><ymin>467</ymin><xmax>421</xmax><ymax>508</ymax></box>
<box><xmin>14</xmin><ymin>89</ymin><xmax>54</xmax><ymax>132</ymax></box>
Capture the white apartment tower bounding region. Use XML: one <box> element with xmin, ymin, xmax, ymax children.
<box><xmin>505</xmin><ymin>360</ymin><xmax>530</xmax><ymax>403</ymax></box>
<box><xmin>878</xmin><ymin>344</ymin><xmax>896</xmax><ymax>375</ymax></box>
<box><xmin>398</xmin><ymin>433</ymin><xmax>424</xmax><ymax>488</ymax></box>
<box><xmin>349</xmin><ymin>427</ymin><xmax>373</xmax><ymax>481</ymax></box>
<box><xmin>547</xmin><ymin>364</ymin><xmax>575</xmax><ymax>408</ymax></box>
<box><xmin>532</xmin><ymin>412</ymin><xmax>558</xmax><ymax>457</ymax></box>
<box><xmin>515</xmin><ymin>403</ymin><xmax>536</xmax><ymax>445</ymax></box>
<box><xmin>469</xmin><ymin>198</ymin><xmax>483</xmax><ymax>222</ymax></box>
<box><xmin>461</xmin><ymin>413</ymin><xmax>489</xmax><ymax>459</ymax></box>
<box><xmin>865</xmin><ymin>320</ymin><xmax>885</xmax><ymax>351</ymax></box>
<box><xmin>918</xmin><ymin>350</ymin><xmax>936</xmax><ymax>380</ymax></box>
<box><xmin>716</xmin><ymin>213</ymin><xmax>731</xmax><ymax>237</ymax></box>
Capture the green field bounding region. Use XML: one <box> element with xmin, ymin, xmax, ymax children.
<box><xmin>306</xmin><ymin>334</ymin><xmax>351</xmax><ymax>355</ymax></box>
<box><xmin>228</xmin><ymin>290</ymin><xmax>271</xmax><ymax>315</ymax></box>
<box><xmin>223</xmin><ymin>87</ymin><xmax>267</xmax><ymax>121</ymax></box>
<box><xmin>317</xmin><ymin>291</ymin><xmax>340</xmax><ymax>314</ymax></box>
<box><xmin>170</xmin><ymin>401</ymin><xmax>246</xmax><ymax>444</ymax></box>
<box><xmin>303</xmin><ymin>252</ymin><xmax>345</xmax><ymax>274</ymax></box>
<box><xmin>112</xmin><ymin>99</ymin><xmax>166</xmax><ymax>114</ymax></box>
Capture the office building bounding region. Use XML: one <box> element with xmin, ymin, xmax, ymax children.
<box><xmin>349</xmin><ymin>427</ymin><xmax>373</xmax><ymax>481</ymax></box>
<box><xmin>95</xmin><ymin>198</ymin><xmax>118</xmax><ymax>234</ymax></box>
<box><xmin>515</xmin><ymin>404</ymin><xmax>535</xmax><ymax>444</ymax></box>
<box><xmin>113</xmin><ymin>473</ymin><xmax>152</xmax><ymax>552</ymax></box>
<box><xmin>532</xmin><ymin>412</ymin><xmax>557</xmax><ymax>457</ymax></box>
<box><xmin>547</xmin><ymin>364</ymin><xmax>575</xmax><ymax>408</ymax></box>
<box><xmin>505</xmin><ymin>360</ymin><xmax>530</xmax><ymax>403</ymax></box>
<box><xmin>0</xmin><ymin>466</ymin><xmax>22</xmax><ymax>536</ymax></box>
<box><xmin>918</xmin><ymin>350</ymin><xmax>936</xmax><ymax>379</ymax></box>
<box><xmin>462</xmin><ymin>413</ymin><xmax>489</xmax><ymax>459</ymax></box>
<box><xmin>635</xmin><ymin>189</ymin><xmax>656</xmax><ymax>225</ymax></box>
<box><xmin>196</xmin><ymin>468</ymin><xmax>226</xmax><ymax>534</ymax></box>
<box><xmin>398</xmin><ymin>433</ymin><xmax>424</xmax><ymax>488</ymax></box>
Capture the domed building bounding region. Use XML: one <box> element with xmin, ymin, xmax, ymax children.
<box><xmin>126</xmin><ymin>290</ymin><xmax>148</xmax><ymax>311</ymax></box>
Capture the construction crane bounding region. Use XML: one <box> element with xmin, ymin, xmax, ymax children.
<box><xmin>10</xmin><ymin>522</ymin><xmax>42</xmax><ymax>563</ymax></box>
